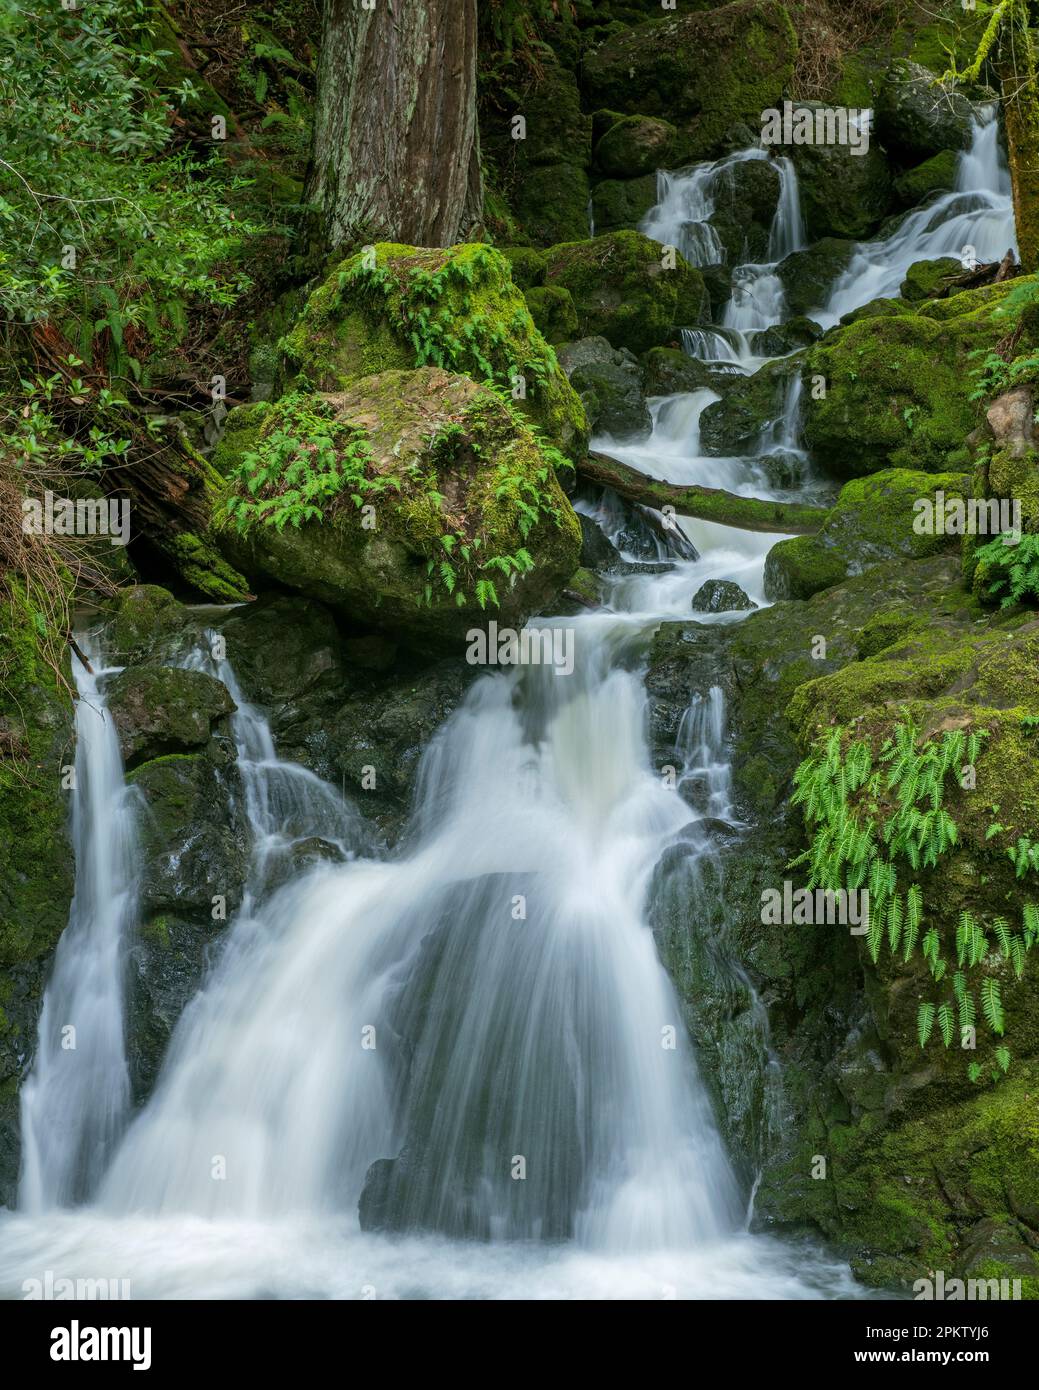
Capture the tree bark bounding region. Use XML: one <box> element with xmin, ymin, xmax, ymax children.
<box><xmin>307</xmin><ymin>0</ymin><xmax>483</xmax><ymax>252</ymax></box>
<box><xmin>581</xmin><ymin>452</ymin><xmax>830</xmax><ymax>535</ymax></box>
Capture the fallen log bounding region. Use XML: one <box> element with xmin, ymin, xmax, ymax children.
<box><xmin>580</xmin><ymin>451</ymin><xmax>830</xmax><ymax>535</ymax></box>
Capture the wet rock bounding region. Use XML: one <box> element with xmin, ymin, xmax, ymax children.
<box><xmin>558</xmin><ymin>335</ymin><xmax>652</xmax><ymax>438</ymax></box>
<box><xmin>106</xmin><ymin>666</ymin><xmax>236</xmax><ymax>771</ymax></box>
<box><xmin>876</xmin><ymin>61</ymin><xmax>975</xmax><ymax>161</ymax></box>
<box><xmin>691</xmin><ymin>579</ymin><xmax>756</xmax><ymax>612</ymax></box>
<box><xmin>589</xmin><ymin>174</ymin><xmax>659</xmax><ymax>234</ymax></box>
<box><xmin>595</xmin><ymin>114</ymin><xmax>678</xmax><ymax>178</ymax></box>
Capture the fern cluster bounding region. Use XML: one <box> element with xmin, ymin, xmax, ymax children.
<box><xmin>791</xmin><ymin>717</ymin><xmax>1036</xmax><ymax>1081</ymax></box>
<box><xmin>973</xmin><ymin>532</ymin><xmax>1039</xmax><ymax>608</ymax></box>
<box><xmin>223</xmin><ymin>393</ymin><xmax>386</xmax><ymax>534</ymax></box>
<box><xmin>343</xmin><ymin>248</ymin><xmax>558</xmax><ymax>400</ymax></box>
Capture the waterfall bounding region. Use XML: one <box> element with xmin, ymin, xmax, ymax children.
<box><xmin>817</xmin><ymin>111</ymin><xmax>1017</xmax><ymax>327</ymax></box>
<box><xmin>18</xmin><ymin>638</ymin><xmax>138</xmax><ymax>1211</ymax></box>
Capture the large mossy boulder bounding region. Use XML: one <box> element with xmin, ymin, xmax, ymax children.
<box><xmin>588</xmin><ymin>173</ymin><xmax>659</xmax><ymax>235</ymax></box>
<box><xmin>647</xmin><ymin>550</ymin><xmax>1039</xmax><ymax>1292</ymax></box>
<box><xmin>582</xmin><ymin>0</ymin><xmax>797</xmax><ymax>161</ymax></box>
<box><xmin>218</xmin><ymin>368</ymin><xmax>583</xmax><ymax>650</ymax></box>
<box><xmin>511</xmin><ymin>163</ymin><xmax>592</xmax><ymax>247</ymax></box>
<box><xmin>279</xmin><ymin>242</ymin><xmax>587</xmax><ymax>459</ymax></box>
<box><xmin>802</xmin><ymin>279</ymin><xmax>1033</xmax><ymax>476</ymax></box>
<box><xmin>875</xmin><ymin>60</ymin><xmax>975</xmax><ymax>161</ymax></box>
<box><xmin>543</xmin><ymin>230</ymin><xmax>708</xmax><ymax>354</ymax></box>
<box><xmin>786</xmin><ymin>103</ymin><xmax>892</xmax><ymax>240</ymax></box>
<box><xmin>106</xmin><ymin>666</ymin><xmax>236</xmax><ymax>771</ymax></box>
<box><xmin>706</xmin><ymin>156</ymin><xmax>781</xmax><ymax>265</ymax></box>
<box><xmin>764</xmin><ymin>468</ymin><xmax>970</xmax><ymax>600</ymax></box>
<box><xmin>0</xmin><ymin>581</ymin><xmax>75</xmax><ymax>1204</ymax></box>
<box><xmin>595</xmin><ymin>114</ymin><xmax>679</xmax><ymax>177</ymax></box>
<box><xmin>893</xmin><ymin>149</ymin><xmax>959</xmax><ymax>208</ymax></box>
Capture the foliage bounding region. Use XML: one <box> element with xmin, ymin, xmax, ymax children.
<box><xmin>973</xmin><ymin>532</ymin><xmax>1039</xmax><ymax>607</ymax></box>
<box><xmin>792</xmin><ymin>716</ymin><xmax>1037</xmax><ymax>1081</ymax></box>
<box><xmin>0</xmin><ymin>0</ymin><xmax>262</xmax><ymax>378</ymax></box>
<box><xmin>223</xmin><ymin>393</ymin><xmax>382</xmax><ymax>534</ymax></box>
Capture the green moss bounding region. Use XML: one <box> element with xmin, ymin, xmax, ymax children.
<box><xmin>900</xmin><ymin>256</ymin><xmax>962</xmax><ymax>302</ymax></box>
<box><xmin>803</xmin><ymin>283</ymin><xmax>1037</xmax><ymax>475</ymax></box>
<box><xmin>893</xmin><ymin>150</ymin><xmax>959</xmax><ymax>208</ymax></box>
<box><xmin>524</xmin><ymin>285</ymin><xmax>579</xmax><ymax>345</ymax></box>
<box><xmin>279</xmin><ymin>242</ymin><xmax>587</xmax><ymax>458</ymax></box>
<box><xmin>544</xmin><ymin>230</ymin><xmax>707</xmax><ymax>354</ymax></box>
<box><xmin>209</xmin><ymin>401</ymin><xmax>270</xmax><ymax>478</ymax></box>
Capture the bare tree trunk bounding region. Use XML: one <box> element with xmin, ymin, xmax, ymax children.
<box><xmin>307</xmin><ymin>0</ymin><xmax>483</xmax><ymax>252</ymax></box>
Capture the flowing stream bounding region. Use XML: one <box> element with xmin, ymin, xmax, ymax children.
<box><xmin>0</xmin><ymin>115</ymin><xmax>1016</xmax><ymax>1301</ymax></box>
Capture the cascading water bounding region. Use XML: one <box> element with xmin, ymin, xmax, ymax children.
<box><xmin>0</xmin><ymin>96</ymin><xmax>1018</xmax><ymax>1304</ymax></box>
<box><xmin>816</xmin><ymin>110</ymin><xmax>1017</xmax><ymax>326</ymax></box>
<box><xmin>18</xmin><ymin>638</ymin><xmax>138</xmax><ymax>1212</ymax></box>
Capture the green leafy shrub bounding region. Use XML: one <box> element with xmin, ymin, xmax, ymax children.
<box><xmin>973</xmin><ymin>532</ymin><xmax>1039</xmax><ymax>607</ymax></box>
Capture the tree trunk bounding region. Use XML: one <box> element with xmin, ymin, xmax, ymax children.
<box><xmin>307</xmin><ymin>0</ymin><xmax>483</xmax><ymax>252</ymax></box>
<box><xmin>581</xmin><ymin>452</ymin><xmax>830</xmax><ymax>535</ymax></box>
<box><xmin>999</xmin><ymin>1</ymin><xmax>1039</xmax><ymax>272</ymax></box>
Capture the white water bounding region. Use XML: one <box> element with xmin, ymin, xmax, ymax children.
<box><xmin>2</xmin><ymin>103</ymin><xmax>1017</xmax><ymax>1304</ymax></box>
<box><xmin>18</xmin><ymin>640</ymin><xmax>138</xmax><ymax>1213</ymax></box>
<box><xmin>817</xmin><ymin>111</ymin><xmax>1017</xmax><ymax>326</ymax></box>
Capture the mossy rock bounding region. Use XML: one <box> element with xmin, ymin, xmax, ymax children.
<box><xmin>510</xmin><ymin>162</ymin><xmax>592</xmax><ymax>247</ymax></box>
<box><xmin>498</xmin><ymin>246</ymin><xmax>548</xmax><ymax>290</ymax></box>
<box><xmin>589</xmin><ymin>174</ymin><xmax>659</xmax><ymax>235</ymax></box>
<box><xmin>105</xmin><ymin>585</ymin><xmax>193</xmax><ymax>666</ymax></box>
<box><xmin>524</xmin><ymin>285</ymin><xmax>579</xmax><ymax>346</ymax></box>
<box><xmin>786</xmin><ymin>102</ymin><xmax>893</xmax><ymax>240</ymax></box>
<box><xmin>595</xmin><ymin>114</ymin><xmax>678</xmax><ymax>177</ymax></box>
<box><xmin>699</xmin><ymin>355</ymin><xmax>798</xmax><ymax>455</ymax></box>
<box><xmin>802</xmin><ymin>280</ymin><xmax>1037</xmax><ymax>476</ymax></box>
<box><xmin>106</xmin><ymin>666</ymin><xmax>236</xmax><ymax>771</ymax></box>
<box><xmin>0</xmin><ymin>579</ymin><xmax>76</xmax><ymax>1203</ymax></box>
<box><xmin>279</xmin><ymin>241</ymin><xmax>587</xmax><ymax>459</ymax></box>
<box><xmin>900</xmin><ymin>256</ymin><xmax>962</xmax><ymax>302</ymax></box>
<box><xmin>706</xmin><ymin>155</ymin><xmax>781</xmax><ymax>265</ymax></box>
<box><xmin>210</xmin><ymin>401</ymin><xmax>271</xmax><ymax>477</ymax></box>
<box><xmin>876</xmin><ymin>60</ymin><xmax>975</xmax><ymax>161</ymax></box>
<box><xmin>582</xmin><ymin>0</ymin><xmax>797</xmax><ymax>161</ymax></box>
<box><xmin>219</xmin><ymin>367</ymin><xmax>582</xmax><ymax>650</ymax></box>
<box><xmin>764</xmin><ymin>468</ymin><xmax>970</xmax><ymax>600</ymax></box>
<box><xmin>642</xmin><ymin>345</ymin><xmax>730</xmax><ymax>396</ymax></box>
<box><xmin>544</xmin><ymin>230</ymin><xmax>708</xmax><ymax>354</ymax></box>
<box><xmin>749</xmin><ymin>315</ymin><xmax>822</xmax><ymax>358</ymax></box>
<box><xmin>777</xmin><ymin>239</ymin><xmax>857</xmax><ymax>319</ymax></box>
<box><xmin>893</xmin><ymin>149</ymin><xmax>959</xmax><ymax>208</ymax></box>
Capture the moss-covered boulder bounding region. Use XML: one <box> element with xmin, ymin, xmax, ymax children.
<box><xmin>498</xmin><ymin>246</ymin><xmax>547</xmax><ymax>291</ymax></box>
<box><xmin>0</xmin><ymin>580</ymin><xmax>75</xmax><ymax>1204</ymax></box>
<box><xmin>589</xmin><ymin>174</ymin><xmax>659</xmax><ymax>235</ymax></box>
<box><xmin>764</xmin><ymin>468</ymin><xmax>970</xmax><ymax>600</ymax></box>
<box><xmin>524</xmin><ymin>285</ymin><xmax>579</xmax><ymax>346</ymax></box>
<box><xmin>876</xmin><ymin>60</ymin><xmax>975</xmax><ymax>161</ymax></box>
<box><xmin>706</xmin><ymin>156</ymin><xmax>781</xmax><ymax>265</ymax></box>
<box><xmin>218</xmin><ymin>368</ymin><xmax>582</xmax><ymax>649</ymax></box>
<box><xmin>582</xmin><ymin>0</ymin><xmax>797</xmax><ymax>161</ymax></box>
<box><xmin>893</xmin><ymin>149</ymin><xmax>959</xmax><ymax>208</ymax></box>
<box><xmin>106</xmin><ymin>666</ymin><xmax>236</xmax><ymax>771</ymax></box>
<box><xmin>104</xmin><ymin>585</ymin><xmax>193</xmax><ymax>666</ymax></box>
<box><xmin>510</xmin><ymin>163</ymin><xmax>592</xmax><ymax>247</ymax></box>
<box><xmin>787</xmin><ymin>103</ymin><xmax>892</xmax><ymax>240</ymax></box>
<box><xmin>777</xmin><ymin>239</ymin><xmax>857</xmax><ymax>319</ymax></box>
<box><xmin>543</xmin><ymin>230</ymin><xmax>708</xmax><ymax>354</ymax></box>
<box><xmin>900</xmin><ymin>256</ymin><xmax>962</xmax><ymax>302</ymax></box>
<box><xmin>803</xmin><ymin>280</ymin><xmax>1032</xmax><ymax>476</ymax></box>
<box><xmin>749</xmin><ymin>315</ymin><xmax>822</xmax><ymax>358</ymax></box>
<box><xmin>595</xmin><ymin>114</ymin><xmax>678</xmax><ymax>177</ymax></box>
<box><xmin>642</xmin><ymin>345</ymin><xmax>735</xmax><ymax>396</ymax></box>
<box><xmin>279</xmin><ymin>242</ymin><xmax>588</xmax><ymax>458</ymax></box>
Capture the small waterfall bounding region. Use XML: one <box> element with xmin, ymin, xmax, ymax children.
<box><xmin>678</xmin><ymin>687</ymin><xmax>732</xmax><ymax>821</ymax></box>
<box><xmin>680</xmin><ymin>327</ymin><xmax>745</xmax><ymax>366</ymax></box>
<box><xmin>18</xmin><ymin>638</ymin><xmax>138</xmax><ymax>1211</ymax></box>
<box><xmin>817</xmin><ymin>111</ymin><xmax>1017</xmax><ymax>326</ymax></box>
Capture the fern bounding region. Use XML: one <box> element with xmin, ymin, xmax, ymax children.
<box><xmin>980</xmin><ymin>977</ymin><xmax>1005</xmax><ymax>1036</ymax></box>
<box><xmin>917</xmin><ymin>1002</ymin><xmax>936</xmax><ymax>1049</ymax></box>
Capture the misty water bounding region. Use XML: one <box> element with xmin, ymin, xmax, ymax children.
<box><xmin>0</xmin><ymin>116</ymin><xmax>1016</xmax><ymax>1300</ymax></box>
